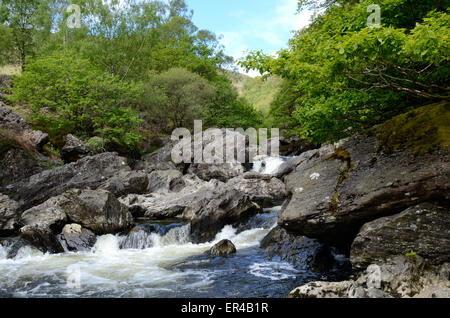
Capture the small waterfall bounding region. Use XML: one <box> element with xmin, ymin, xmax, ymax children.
<box><xmin>119</xmin><ymin>223</ymin><xmax>191</xmax><ymax>250</ymax></box>
<box><xmin>252</xmin><ymin>156</ymin><xmax>289</xmax><ymax>175</ymax></box>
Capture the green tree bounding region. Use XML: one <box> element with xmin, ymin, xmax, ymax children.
<box><xmin>0</xmin><ymin>0</ymin><xmax>52</xmax><ymax>70</ymax></box>
<box><xmin>11</xmin><ymin>50</ymin><xmax>143</xmax><ymax>153</ymax></box>
<box><xmin>240</xmin><ymin>0</ymin><xmax>449</xmax><ymax>144</ymax></box>
<box><xmin>142</xmin><ymin>68</ymin><xmax>215</xmax><ymax>132</ymax></box>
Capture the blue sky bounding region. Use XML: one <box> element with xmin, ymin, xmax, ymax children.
<box><xmin>185</xmin><ymin>0</ymin><xmax>314</xmax><ymax>76</ymax></box>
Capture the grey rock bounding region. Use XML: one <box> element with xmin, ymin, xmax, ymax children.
<box><xmin>30</xmin><ymin>130</ymin><xmax>49</xmax><ymax>150</ymax></box>
<box><xmin>147</xmin><ymin>170</ymin><xmax>184</xmax><ymax>193</ymax></box>
<box><xmin>0</xmin><ymin>194</ymin><xmax>19</xmax><ymax>234</ymax></box>
<box><xmin>187</xmin><ymin>162</ymin><xmax>244</xmax><ymax>182</ymax></box>
<box><xmin>289</xmin><ymin>256</ymin><xmax>450</xmax><ymax>298</ymax></box>
<box><xmin>0</xmin><ymin>102</ymin><xmax>30</xmax><ymax>133</ymax></box>
<box><xmin>19</xmin><ymin>189</ymin><xmax>132</xmax><ymax>253</ymax></box>
<box><xmin>207</xmin><ymin>239</ymin><xmax>236</xmax><ymax>257</ymax></box>
<box><xmin>351</xmin><ymin>203</ymin><xmax>450</xmax><ymax>271</ymax></box>
<box><xmin>6</xmin><ymin>152</ymin><xmax>131</xmax><ymax>211</ymax></box>
<box><xmin>60</xmin><ymin>134</ymin><xmax>89</xmax><ymax>163</ymax></box>
<box><xmin>0</xmin><ymin>148</ymin><xmax>50</xmax><ymax>189</ymax></box>
<box><xmin>260</xmin><ymin>226</ymin><xmax>335</xmax><ymax>272</ymax></box>
<box><xmin>57</xmin><ymin>224</ymin><xmax>97</xmax><ymax>252</ymax></box>
<box><xmin>99</xmin><ymin>170</ymin><xmax>149</xmax><ymax>196</ymax></box>
<box><xmin>279</xmin><ymin>135</ymin><xmax>450</xmax><ymax>247</ymax></box>
<box><xmin>226</xmin><ymin>173</ymin><xmax>287</xmax><ymax>206</ymax></box>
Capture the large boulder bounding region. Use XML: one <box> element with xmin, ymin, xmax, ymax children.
<box><xmin>187</xmin><ymin>162</ymin><xmax>244</xmax><ymax>183</ymax></box>
<box><xmin>0</xmin><ymin>147</ymin><xmax>50</xmax><ymax>189</ymax></box>
<box><xmin>260</xmin><ymin>226</ymin><xmax>336</xmax><ymax>272</ymax></box>
<box><xmin>351</xmin><ymin>203</ymin><xmax>450</xmax><ymax>271</ymax></box>
<box><xmin>60</xmin><ymin>134</ymin><xmax>89</xmax><ymax>163</ymax></box>
<box><xmin>121</xmin><ymin>176</ymin><xmax>261</xmax><ymax>243</ymax></box>
<box><xmin>120</xmin><ymin>175</ymin><xmax>214</xmax><ymax>219</ymax></box>
<box><xmin>147</xmin><ymin>170</ymin><xmax>184</xmax><ymax>193</ymax></box>
<box><xmin>280</xmin><ymin>104</ymin><xmax>450</xmax><ymax>248</ymax></box>
<box><xmin>289</xmin><ymin>256</ymin><xmax>450</xmax><ymax>298</ymax></box>
<box><xmin>280</xmin><ymin>135</ymin><xmax>449</xmax><ymax>247</ymax></box>
<box><xmin>5</xmin><ymin>152</ymin><xmax>132</xmax><ymax>211</ymax></box>
<box><xmin>0</xmin><ymin>194</ymin><xmax>19</xmax><ymax>235</ymax></box>
<box><xmin>98</xmin><ymin>170</ymin><xmax>149</xmax><ymax>197</ymax></box>
<box><xmin>226</xmin><ymin>172</ymin><xmax>287</xmax><ymax>206</ymax></box>
<box><xmin>57</xmin><ymin>223</ymin><xmax>97</xmax><ymax>252</ymax></box>
<box><xmin>207</xmin><ymin>239</ymin><xmax>236</xmax><ymax>257</ymax></box>
<box><xmin>133</xmin><ymin>141</ymin><xmax>179</xmax><ymax>173</ymax></box>
<box><xmin>19</xmin><ymin>189</ymin><xmax>133</xmax><ymax>253</ymax></box>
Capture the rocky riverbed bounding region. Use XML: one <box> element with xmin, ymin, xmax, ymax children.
<box><xmin>0</xmin><ymin>101</ymin><xmax>449</xmax><ymax>298</ymax></box>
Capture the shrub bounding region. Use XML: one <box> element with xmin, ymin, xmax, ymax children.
<box><xmin>11</xmin><ymin>51</ymin><xmax>143</xmax><ymax>153</ymax></box>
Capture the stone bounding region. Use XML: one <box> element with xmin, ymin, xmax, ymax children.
<box><xmin>351</xmin><ymin>203</ymin><xmax>450</xmax><ymax>271</ymax></box>
<box><xmin>18</xmin><ymin>189</ymin><xmax>132</xmax><ymax>253</ymax></box>
<box><xmin>279</xmin><ymin>135</ymin><xmax>449</xmax><ymax>247</ymax></box>
<box><xmin>57</xmin><ymin>224</ymin><xmax>97</xmax><ymax>252</ymax></box>
<box><xmin>60</xmin><ymin>134</ymin><xmax>89</xmax><ymax>163</ymax></box>
<box><xmin>260</xmin><ymin>226</ymin><xmax>336</xmax><ymax>272</ymax></box>
<box><xmin>5</xmin><ymin>152</ymin><xmax>132</xmax><ymax>211</ymax></box>
<box><xmin>207</xmin><ymin>239</ymin><xmax>236</xmax><ymax>257</ymax></box>
<box><xmin>99</xmin><ymin>170</ymin><xmax>149</xmax><ymax>196</ymax></box>
<box><xmin>226</xmin><ymin>173</ymin><xmax>287</xmax><ymax>206</ymax></box>
<box><xmin>0</xmin><ymin>194</ymin><xmax>19</xmax><ymax>235</ymax></box>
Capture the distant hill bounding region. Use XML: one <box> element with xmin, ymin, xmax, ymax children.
<box><xmin>222</xmin><ymin>70</ymin><xmax>281</xmax><ymax>115</ymax></box>
<box><xmin>240</xmin><ymin>76</ymin><xmax>281</xmax><ymax>115</ymax></box>
<box><xmin>221</xmin><ymin>69</ymin><xmax>250</xmax><ymax>95</ymax></box>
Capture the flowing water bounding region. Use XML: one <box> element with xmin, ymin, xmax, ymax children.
<box><xmin>0</xmin><ymin>157</ymin><xmax>344</xmax><ymax>298</ymax></box>
<box><xmin>252</xmin><ymin>156</ymin><xmax>290</xmax><ymax>175</ymax></box>
<box><xmin>0</xmin><ymin>209</ymin><xmax>329</xmax><ymax>298</ymax></box>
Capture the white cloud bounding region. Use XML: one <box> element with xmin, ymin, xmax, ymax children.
<box><xmin>218</xmin><ymin>0</ymin><xmax>313</xmax><ymax>77</ymax></box>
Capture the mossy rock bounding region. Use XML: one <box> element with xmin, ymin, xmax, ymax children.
<box><xmin>372</xmin><ymin>101</ymin><xmax>450</xmax><ymax>156</ymax></box>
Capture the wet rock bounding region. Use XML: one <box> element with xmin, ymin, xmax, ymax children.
<box><xmin>289</xmin><ymin>256</ymin><xmax>450</xmax><ymax>298</ymax></box>
<box><xmin>280</xmin><ymin>135</ymin><xmax>450</xmax><ymax>247</ymax></box>
<box><xmin>0</xmin><ymin>237</ymin><xmax>31</xmax><ymax>259</ymax></box>
<box><xmin>260</xmin><ymin>226</ymin><xmax>335</xmax><ymax>272</ymax></box>
<box><xmin>60</xmin><ymin>134</ymin><xmax>89</xmax><ymax>163</ymax></box>
<box><xmin>226</xmin><ymin>173</ymin><xmax>287</xmax><ymax>206</ymax></box>
<box><xmin>0</xmin><ymin>194</ymin><xmax>19</xmax><ymax>235</ymax></box>
<box><xmin>207</xmin><ymin>239</ymin><xmax>236</xmax><ymax>257</ymax></box>
<box><xmin>99</xmin><ymin>170</ymin><xmax>149</xmax><ymax>196</ymax></box>
<box><xmin>183</xmin><ymin>185</ymin><xmax>260</xmax><ymax>244</ymax></box>
<box><xmin>19</xmin><ymin>189</ymin><xmax>132</xmax><ymax>253</ymax></box>
<box><xmin>119</xmin><ymin>225</ymin><xmax>154</xmax><ymax>250</ymax></box>
<box><xmin>57</xmin><ymin>224</ymin><xmax>96</xmax><ymax>252</ymax></box>
<box><xmin>6</xmin><ymin>152</ymin><xmax>132</xmax><ymax>211</ymax></box>
<box><xmin>351</xmin><ymin>203</ymin><xmax>450</xmax><ymax>271</ymax></box>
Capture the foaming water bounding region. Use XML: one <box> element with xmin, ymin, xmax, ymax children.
<box><xmin>0</xmin><ymin>208</ymin><xmax>328</xmax><ymax>298</ymax></box>
<box><xmin>252</xmin><ymin>156</ymin><xmax>290</xmax><ymax>175</ymax></box>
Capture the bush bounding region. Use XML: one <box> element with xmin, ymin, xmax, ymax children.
<box><xmin>11</xmin><ymin>51</ymin><xmax>143</xmax><ymax>153</ymax></box>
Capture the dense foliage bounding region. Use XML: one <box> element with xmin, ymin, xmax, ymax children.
<box><xmin>0</xmin><ymin>0</ymin><xmax>263</xmax><ymax>155</ymax></box>
<box><xmin>12</xmin><ymin>51</ymin><xmax>143</xmax><ymax>152</ymax></box>
<box><xmin>240</xmin><ymin>0</ymin><xmax>449</xmax><ymax>144</ymax></box>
